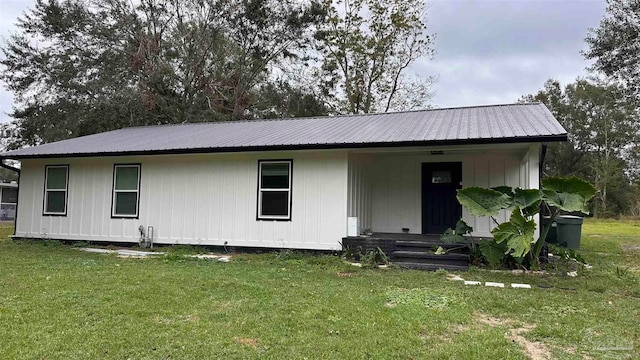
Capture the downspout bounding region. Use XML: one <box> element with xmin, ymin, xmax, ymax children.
<box><xmin>1</xmin><ymin>158</ymin><xmax>20</xmax><ymax>237</ymax></box>
<box><xmin>539</xmin><ymin>142</ymin><xmax>547</xmax><ymax>181</ymax></box>
<box><xmin>539</xmin><ymin>142</ymin><xmax>548</xmax><ymax>217</ymax></box>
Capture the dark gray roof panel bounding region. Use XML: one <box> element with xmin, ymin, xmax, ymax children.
<box><xmin>1</xmin><ymin>103</ymin><xmax>567</xmax><ymax>159</ymax></box>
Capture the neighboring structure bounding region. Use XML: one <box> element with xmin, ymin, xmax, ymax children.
<box><xmin>0</xmin><ymin>103</ymin><xmax>566</xmax><ymax>250</ymax></box>
<box><xmin>0</xmin><ymin>182</ymin><xmax>18</xmax><ymax>221</ymax></box>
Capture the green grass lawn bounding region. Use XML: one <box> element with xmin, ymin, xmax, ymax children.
<box><xmin>0</xmin><ymin>220</ymin><xmax>638</xmax><ymax>359</ymax></box>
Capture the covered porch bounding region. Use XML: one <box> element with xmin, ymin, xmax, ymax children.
<box><xmin>346</xmin><ymin>143</ymin><xmax>542</xmax><ymax>240</ymax></box>
<box><xmin>344</xmin><ymin>143</ymin><xmax>541</xmax><ymax>269</ymax></box>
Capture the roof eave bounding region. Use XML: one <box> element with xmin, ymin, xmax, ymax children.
<box><xmin>0</xmin><ymin>134</ymin><xmax>568</xmax><ymax>160</ymax></box>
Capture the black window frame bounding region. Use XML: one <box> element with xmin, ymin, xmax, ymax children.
<box><xmin>111</xmin><ymin>163</ymin><xmax>142</xmax><ymax>219</ymax></box>
<box><xmin>256</xmin><ymin>159</ymin><xmax>293</xmax><ymax>221</ymax></box>
<box><xmin>42</xmin><ymin>164</ymin><xmax>69</xmax><ymax>216</ymax></box>
<box><xmin>1</xmin><ymin>187</ymin><xmax>18</xmax><ymax>204</ymax></box>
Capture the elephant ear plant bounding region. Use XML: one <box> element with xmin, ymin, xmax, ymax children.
<box><xmin>453</xmin><ymin>177</ymin><xmax>596</xmax><ymax>269</ymax></box>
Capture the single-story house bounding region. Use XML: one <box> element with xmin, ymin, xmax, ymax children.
<box><xmin>0</xmin><ymin>103</ymin><xmax>566</xmax><ymax>250</ymax></box>
<box><xmin>0</xmin><ymin>182</ymin><xmax>18</xmax><ymax>221</ymax></box>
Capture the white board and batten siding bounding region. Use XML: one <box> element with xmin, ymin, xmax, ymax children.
<box><xmin>15</xmin><ymin>150</ymin><xmax>349</xmax><ymax>250</ymax></box>
<box><xmin>348</xmin><ymin>143</ymin><xmax>541</xmax><ymax>238</ymax></box>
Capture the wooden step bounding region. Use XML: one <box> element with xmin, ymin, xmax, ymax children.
<box><xmin>395</xmin><ymin>241</ymin><xmax>468</xmax><ymax>253</ymax></box>
<box><xmin>391</xmin><ymin>251</ymin><xmax>469</xmax><ymax>266</ymax></box>
<box><xmin>393</xmin><ymin>262</ymin><xmax>469</xmax><ymax>271</ymax></box>
<box><xmin>391</xmin><ymin>251</ymin><xmax>469</xmax><ymax>260</ymax></box>
<box><xmin>395</xmin><ymin>240</ymin><xmax>466</xmax><ymax>248</ymax></box>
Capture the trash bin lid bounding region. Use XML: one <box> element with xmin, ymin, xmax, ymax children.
<box><xmin>556</xmin><ymin>215</ymin><xmax>584</xmax><ymax>224</ymax></box>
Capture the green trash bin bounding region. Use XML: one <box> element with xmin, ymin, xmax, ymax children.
<box><xmin>555</xmin><ymin>215</ymin><xmax>583</xmax><ymax>249</ymax></box>
<box><xmin>541</xmin><ymin>216</ymin><xmax>558</xmax><ymax>244</ymax></box>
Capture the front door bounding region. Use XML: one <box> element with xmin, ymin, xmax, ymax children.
<box><xmin>422</xmin><ymin>162</ymin><xmax>462</xmax><ymax>234</ymax></box>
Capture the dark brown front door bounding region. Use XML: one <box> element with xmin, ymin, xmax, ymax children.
<box><xmin>422</xmin><ymin>162</ymin><xmax>462</xmax><ymax>234</ymax></box>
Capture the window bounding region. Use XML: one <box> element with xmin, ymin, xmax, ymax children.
<box><xmin>257</xmin><ymin>160</ymin><xmax>292</xmax><ymax>220</ymax></box>
<box><xmin>431</xmin><ymin>170</ymin><xmax>452</xmax><ymax>184</ymax></box>
<box><xmin>1</xmin><ymin>187</ymin><xmax>17</xmax><ymax>204</ymax></box>
<box><xmin>43</xmin><ymin>165</ymin><xmax>69</xmax><ymax>215</ymax></box>
<box><xmin>112</xmin><ymin>164</ymin><xmax>141</xmax><ymax>218</ymax></box>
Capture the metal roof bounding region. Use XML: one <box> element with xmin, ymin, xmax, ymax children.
<box><xmin>0</xmin><ymin>103</ymin><xmax>566</xmax><ymax>159</ymax></box>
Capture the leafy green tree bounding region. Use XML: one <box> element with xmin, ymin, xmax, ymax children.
<box><xmin>1</xmin><ymin>0</ymin><xmax>325</xmax><ymax>149</ymax></box>
<box><xmin>0</xmin><ymin>168</ymin><xmax>18</xmax><ymax>183</ymax></box>
<box><xmin>584</xmin><ymin>0</ymin><xmax>640</xmax><ymax>98</ymax></box>
<box><xmin>315</xmin><ymin>0</ymin><xmax>435</xmax><ymax>114</ymax></box>
<box><xmin>523</xmin><ymin>79</ymin><xmax>639</xmax><ymax>217</ymax></box>
<box><xmin>252</xmin><ymin>81</ymin><xmax>329</xmax><ymax>119</ymax></box>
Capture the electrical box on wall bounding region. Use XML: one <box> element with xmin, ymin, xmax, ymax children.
<box><xmin>347</xmin><ymin>217</ymin><xmax>358</xmax><ymax>237</ymax></box>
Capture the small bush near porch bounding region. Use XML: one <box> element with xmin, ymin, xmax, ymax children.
<box><xmin>0</xmin><ymin>220</ymin><xmax>638</xmax><ymax>359</ymax></box>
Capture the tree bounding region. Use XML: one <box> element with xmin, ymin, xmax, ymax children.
<box><xmin>252</xmin><ymin>80</ymin><xmax>329</xmax><ymax>119</ymax></box>
<box><xmin>314</xmin><ymin>0</ymin><xmax>435</xmax><ymax>114</ymax></box>
<box><xmin>0</xmin><ymin>168</ymin><xmax>18</xmax><ymax>183</ymax></box>
<box><xmin>584</xmin><ymin>0</ymin><xmax>640</xmax><ymax>99</ymax></box>
<box><xmin>523</xmin><ymin>79</ymin><xmax>640</xmax><ymax>217</ymax></box>
<box><xmin>1</xmin><ymin>0</ymin><xmax>325</xmax><ymax>149</ymax></box>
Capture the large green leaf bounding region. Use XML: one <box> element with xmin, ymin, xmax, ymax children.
<box><xmin>440</xmin><ymin>219</ymin><xmax>473</xmax><ymax>244</ymax></box>
<box><xmin>440</xmin><ymin>228</ymin><xmax>465</xmax><ymax>244</ymax></box>
<box><xmin>513</xmin><ymin>188</ymin><xmax>543</xmax><ymax>217</ymax></box>
<box><xmin>457</xmin><ymin>187</ymin><xmax>512</xmax><ymax>217</ymax></box>
<box><xmin>491</xmin><ymin>186</ymin><xmax>515</xmax><ymax>197</ymax></box>
<box><xmin>542</xmin><ymin>177</ymin><xmax>597</xmax><ymax>199</ymax></box>
<box><xmin>541</xmin><ymin>177</ymin><xmax>597</xmax><ymax>214</ymax></box>
<box><xmin>478</xmin><ymin>239</ymin><xmax>507</xmax><ymax>267</ymax></box>
<box><xmin>491</xmin><ymin>208</ymin><xmax>536</xmax><ymax>259</ymax></box>
<box><xmin>542</xmin><ymin>190</ymin><xmax>588</xmax><ymax>214</ymax></box>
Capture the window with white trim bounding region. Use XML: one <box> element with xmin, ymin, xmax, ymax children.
<box><xmin>43</xmin><ymin>165</ymin><xmax>69</xmax><ymax>215</ymax></box>
<box><xmin>258</xmin><ymin>160</ymin><xmax>292</xmax><ymax>220</ymax></box>
<box><xmin>112</xmin><ymin>164</ymin><xmax>141</xmax><ymax>218</ymax></box>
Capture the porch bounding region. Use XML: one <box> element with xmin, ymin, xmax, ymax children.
<box><xmin>344</xmin><ymin>144</ymin><xmax>542</xmax><ymax>270</ymax></box>
<box><xmin>346</xmin><ymin>143</ymin><xmax>541</xmax><ymax>239</ymax></box>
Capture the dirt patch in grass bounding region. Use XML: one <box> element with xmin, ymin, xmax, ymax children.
<box><xmin>233</xmin><ymin>337</ymin><xmax>260</xmax><ymax>349</ymax></box>
<box><xmin>450</xmin><ymin>324</ymin><xmax>471</xmax><ymax>334</ymax></box>
<box><xmin>475</xmin><ymin>312</ymin><xmax>552</xmax><ymax>360</ymax></box>
<box><xmin>508</xmin><ymin>324</ymin><xmax>552</xmax><ymax>360</ymax></box>
<box><xmin>477</xmin><ymin>313</ymin><xmax>511</xmax><ymax>327</ymax></box>
<box><xmin>621</xmin><ymin>245</ymin><xmax>640</xmax><ymax>252</ymax></box>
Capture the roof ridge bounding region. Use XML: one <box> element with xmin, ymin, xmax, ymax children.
<box><xmin>113</xmin><ymin>102</ymin><xmax>543</xmax><ymax>131</ymax></box>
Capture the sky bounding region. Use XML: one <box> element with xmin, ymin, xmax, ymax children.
<box><xmin>0</xmin><ymin>0</ymin><xmax>607</xmax><ymax>123</ymax></box>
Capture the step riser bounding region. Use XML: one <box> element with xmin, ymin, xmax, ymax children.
<box><xmin>396</xmin><ymin>242</ymin><xmax>464</xmax><ymax>248</ymax></box>
<box><xmin>391</xmin><ymin>251</ymin><xmax>468</xmax><ymax>260</ymax></box>
<box><xmin>395</xmin><ymin>246</ymin><xmax>437</xmax><ymax>253</ymax></box>
<box><xmin>394</xmin><ymin>247</ymin><xmax>469</xmax><ymax>255</ymax></box>
<box><xmin>394</xmin><ymin>262</ymin><xmax>468</xmax><ymax>271</ymax></box>
<box><xmin>392</xmin><ymin>258</ymin><xmax>469</xmax><ymax>266</ymax></box>
<box><xmin>396</xmin><ymin>243</ymin><xmax>468</xmax><ymax>249</ymax></box>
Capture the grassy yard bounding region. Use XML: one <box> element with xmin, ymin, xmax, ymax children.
<box><xmin>0</xmin><ymin>220</ymin><xmax>638</xmax><ymax>359</ymax></box>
